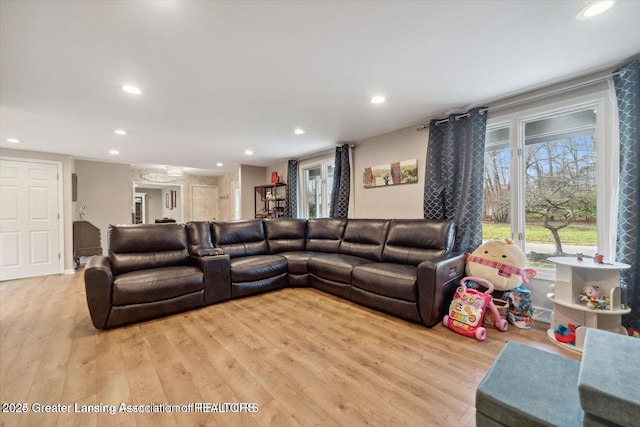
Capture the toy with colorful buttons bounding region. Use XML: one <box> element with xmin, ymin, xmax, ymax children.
<box><xmin>443</xmin><ymin>276</ymin><xmax>509</xmax><ymax>341</ymax></box>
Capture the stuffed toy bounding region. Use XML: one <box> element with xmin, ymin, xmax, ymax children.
<box><xmin>465</xmin><ymin>238</ymin><xmax>536</xmax><ymax>292</ymax></box>
<box><xmin>554</xmin><ymin>323</ymin><xmax>579</xmax><ymax>345</ymax></box>
<box><xmin>465</xmin><ymin>239</ymin><xmax>537</xmax><ymax>329</ymax></box>
<box><xmin>580</xmin><ymin>285</ymin><xmax>610</xmax><ymax>309</ymax></box>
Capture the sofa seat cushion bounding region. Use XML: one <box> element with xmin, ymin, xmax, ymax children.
<box><xmin>352</xmin><ymin>263</ymin><xmax>417</xmax><ymax>302</ymax></box>
<box><xmin>279</xmin><ymin>251</ymin><xmax>323</xmax><ymax>274</ymax></box>
<box><xmin>113</xmin><ymin>266</ymin><xmax>204</xmax><ymax>305</ymax></box>
<box><xmin>308</xmin><ymin>253</ymin><xmax>373</xmax><ymax>283</ymax></box>
<box><xmin>230</xmin><ymin>255</ymin><xmax>287</xmax><ymax>283</ymax></box>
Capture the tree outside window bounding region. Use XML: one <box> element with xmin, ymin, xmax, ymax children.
<box><xmin>483</xmin><ymin>108</ymin><xmax>598</xmax><ymax>269</ymax></box>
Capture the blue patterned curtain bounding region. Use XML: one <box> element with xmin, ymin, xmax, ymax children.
<box><xmin>423</xmin><ymin>107</ymin><xmax>487</xmax><ymax>253</ymax></box>
<box><xmin>284</xmin><ymin>160</ymin><xmax>298</xmax><ymax>218</ymax></box>
<box><xmin>614</xmin><ymin>60</ymin><xmax>640</xmax><ymax>330</ymax></box>
<box><xmin>330</xmin><ymin>144</ymin><xmax>350</xmax><ymax>218</ymax></box>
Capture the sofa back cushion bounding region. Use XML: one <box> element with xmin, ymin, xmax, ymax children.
<box><xmin>186</xmin><ymin>221</ymin><xmax>225</xmax><ymax>256</ymax></box>
<box><xmin>211</xmin><ymin>219</ymin><xmax>268</xmax><ymax>258</ymax></box>
<box><xmin>109</xmin><ymin>223</ymin><xmax>189</xmax><ymax>275</ymax></box>
<box><xmin>264</xmin><ymin>219</ymin><xmax>307</xmax><ymax>253</ymax></box>
<box><xmin>306</xmin><ymin>218</ymin><xmax>347</xmax><ymax>252</ymax></box>
<box><xmin>382</xmin><ymin>219</ymin><xmax>455</xmax><ymax>265</ymax></box>
<box><xmin>339</xmin><ymin>219</ymin><xmax>390</xmax><ymax>261</ymax></box>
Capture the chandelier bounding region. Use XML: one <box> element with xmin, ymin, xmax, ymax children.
<box><xmin>140</xmin><ymin>172</ymin><xmax>176</xmax><ymax>183</ymax></box>
<box><xmin>139</xmin><ymin>165</ymin><xmax>184</xmax><ymax>183</ymax></box>
<box><xmin>166</xmin><ymin>166</ymin><xmax>183</xmax><ymax>177</ymax></box>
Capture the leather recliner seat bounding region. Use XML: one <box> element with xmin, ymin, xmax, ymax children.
<box><xmin>85</xmin><ymin>223</ymin><xmax>205</xmax><ymax>328</ymax></box>
<box><xmin>263</xmin><ymin>218</ymin><xmax>314</xmax><ymax>287</ymax></box>
<box><xmin>351</xmin><ymin>219</ymin><xmax>455</xmax><ymax>324</ymax></box>
<box><xmin>85</xmin><ymin>223</ymin><xmax>231</xmax><ymax>329</ymax></box>
<box><xmin>308</xmin><ymin>219</ymin><xmax>390</xmax><ymax>299</ymax></box>
<box><xmin>211</xmin><ymin>220</ymin><xmax>288</xmax><ymax>298</ymax></box>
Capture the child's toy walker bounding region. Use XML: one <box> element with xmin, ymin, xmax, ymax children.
<box><xmin>443</xmin><ymin>276</ymin><xmax>509</xmax><ymax>340</ymax></box>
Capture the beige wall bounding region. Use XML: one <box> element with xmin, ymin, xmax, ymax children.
<box><xmin>75</xmin><ymin>160</ymin><xmax>134</xmax><ymax>254</ymax></box>
<box><xmin>239</xmin><ymin>164</ymin><xmax>267</xmax><ymax>220</ymax></box>
<box><xmin>351</xmin><ymin>126</ymin><xmax>428</xmax><ymax>218</ymax></box>
<box><xmin>131</xmin><ymin>169</ymin><xmax>218</xmax><ymax>222</ymax></box>
<box><xmin>217</xmin><ymin>170</ymin><xmax>239</xmax><ymax>221</ymax></box>
<box><xmin>74</xmin><ymin>163</ymin><xmax>221</xmax><ymax>250</ymax></box>
<box><xmin>265</xmin><ymin>161</ymin><xmax>288</xmax><ymax>185</ymax></box>
<box><xmin>264</xmin><ymin>133</ymin><xmax>428</xmax><ymax>220</ymax></box>
<box><xmin>0</xmin><ymin>148</ymin><xmax>76</xmax><ymax>272</ymax></box>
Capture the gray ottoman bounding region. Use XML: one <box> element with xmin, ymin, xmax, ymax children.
<box><xmin>579</xmin><ymin>329</ymin><xmax>640</xmax><ymax>427</ymax></box>
<box><xmin>476</xmin><ymin>341</ymin><xmax>583</xmax><ymax>426</ymax></box>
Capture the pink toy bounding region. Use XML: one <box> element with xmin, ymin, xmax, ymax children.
<box><xmin>443</xmin><ymin>276</ymin><xmax>509</xmax><ymax>340</ymax></box>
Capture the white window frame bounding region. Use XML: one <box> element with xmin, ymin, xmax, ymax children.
<box><xmin>486</xmin><ymin>89</ymin><xmax>616</xmax><ymax>281</ymax></box>
<box><xmin>298</xmin><ymin>157</ymin><xmax>334</xmax><ymax>219</ymax></box>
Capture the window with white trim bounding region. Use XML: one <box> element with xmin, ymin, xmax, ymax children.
<box><xmin>482</xmin><ymin>90</ymin><xmax>616</xmax><ymax>279</ymax></box>
<box><xmin>299</xmin><ymin>158</ymin><xmax>334</xmax><ymax>218</ymax></box>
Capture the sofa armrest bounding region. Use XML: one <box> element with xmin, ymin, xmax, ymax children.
<box><xmin>190</xmin><ymin>254</ymin><xmax>231</xmax><ymax>305</ymax></box>
<box><xmin>416</xmin><ymin>252</ymin><xmax>465</xmax><ymax>327</ymax></box>
<box><xmin>84</xmin><ymin>255</ymin><xmax>114</xmax><ymax>329</ymax></box>
<box><xmin>192</xmin><ymin>248</ymin><xmax>225</xmax><ymax>257</ymax></box>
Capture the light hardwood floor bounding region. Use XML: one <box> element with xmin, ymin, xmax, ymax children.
<box><xmin>0</xmin><ymin>271</ymin><xmax>580</xmax><ymax>427</ymax></box>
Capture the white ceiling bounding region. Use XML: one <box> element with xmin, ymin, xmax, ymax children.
<box><xmin>1</xmin><ymin>0</ymin><xmax>639</xmax><ymax>176</ymax></box>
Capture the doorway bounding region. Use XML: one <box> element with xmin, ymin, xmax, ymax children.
<box><xmin>132</xmin><ymin>182</ymin><xmax>183</xmax><ymax>224</ymax></box>
<box><xmin>134</xmin><ymin>192</ymin><xmax>147</xmax><ymax>224</ymax></box>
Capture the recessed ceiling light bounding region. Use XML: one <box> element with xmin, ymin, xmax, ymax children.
<box><xmin>216</xmin><ymin>162</ymin><xmax>223</xmax><ymax>167</ymax></box>
<box><xmin>114</xmin><ymin>129</ymin><xmax>127</xmax><ymax>135</ymax></box>
<box><xmin>244</xmin><ymin>150</ymin><xmax>253</xmax><ymax>155</ymax></box>
<box><xmin>109</xmin><ymin>149</ymin><xmax>120</xmax><ymax>155</ymax></box>
<box><xmin>6</xmin><ymin>138</ymin><xmax>20</xmax><ymax>143</ymax></box>
<box><xmin>577</xmin><ymin>0</ymin><xmax>615</xmax><ymax>20</ymax></box>
<box><xmin>122</xmin><ymin>84</ymin><xmax>142</xmax><ymax>95</ymax></box>
<box><xmin>370</xmin><ymin>95</ymin><xmax>386</xmax><ymax>104</ymax></box>
<box><xmin>293</xmin><ymin>128</ymin><xmax>305</xmax><ymax>135</ymax></box>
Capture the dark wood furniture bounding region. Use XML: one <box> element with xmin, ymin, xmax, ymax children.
<box><xmin>73</xmin><ymin>220</ymin><xmax>102</xmax><ymax>268</ymax></box>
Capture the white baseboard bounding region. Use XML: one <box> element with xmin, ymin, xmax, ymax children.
<box><xmin>64</xmin><ymin>268</ymin><xmax>76</xmax><ymax>275</ymax></box>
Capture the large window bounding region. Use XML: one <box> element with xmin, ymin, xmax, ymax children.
<box><xmin>299</xmin><ymin>159</ymin><xmax>334</xmax><ymax>218</ymax></box>
<box><xmin>482</xmin><ymin>95</ymin><xmax>614</xmax><ymax>278</ymax></box>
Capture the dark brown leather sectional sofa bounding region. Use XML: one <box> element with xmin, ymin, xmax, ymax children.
<box><xmin>84</xmin><ymin>218</ymin><xmax>465</xmax><ymax>329</ymax></box>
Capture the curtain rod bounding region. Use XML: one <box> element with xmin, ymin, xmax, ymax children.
<box><xmin>416</xmin><ymin>109</ymin><xmax>487</xmax><ymax>131</ymax></box>
<box><xmin>416</xmin><ymin>68</ymin><xmax>625</xmax><ymax>131</ymax></box>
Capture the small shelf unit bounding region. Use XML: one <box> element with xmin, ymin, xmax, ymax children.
<box><xmin>255</xmin><ymin>183</ymin><xmax>286</xmax><ymax>219</ymax></box>
<box><xmin>547</xmin><ymin>256</ymin><xmax>630</xmax><ymax>353</ymax></box>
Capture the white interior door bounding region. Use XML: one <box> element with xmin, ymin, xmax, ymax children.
<box><xmin>0</xmin><ymin>159</ymin><xmax>62</xmax><ymax>280</ymax></box>
<box><xmin>191</xmin><ymin>185</ymin><xmax>218</xmax><ymax>221</ymax></box>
